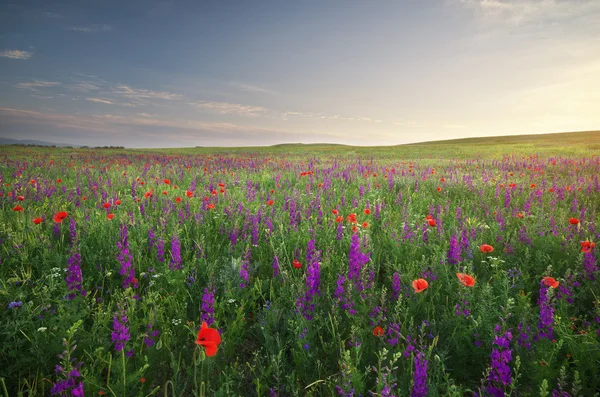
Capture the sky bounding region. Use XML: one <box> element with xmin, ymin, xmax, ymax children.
<box><xmin>1</xmin><ymin>0</ymin><xmax>599</xmax><ymax>148</ymax></box>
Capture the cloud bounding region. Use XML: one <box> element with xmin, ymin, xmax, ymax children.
<box><xmin>68</xmin><ymin>82</ymin><xmax>101</xmax><ymax>92</ymax></box>
<box><xmin>0</xmin><ymin>50</ymin><xmax>33</xmax><ymax>59</ymax></box>
<box><xmin>456</xmin><ymin>0</ymin><xmax>600</xmax><ymax>25</ymax></box>
<box><xmin>137</xmin><ymin>113</ymin><xmax>153</xmax><ymax>117</ymax></box>
<box><xmin>44</xmin><ymin>12</ymin><xmax>63</xmax><ymax>18</ymax></box>
<box><xmin>67</xmin><ymin>24</ymin><xmax>113</xmax><ymax>33</ymax></box>
<box><xmin>113</xmin><ymin>85</ymin><xmax>182</xmax><ymax>101</ymax></box>
<box><xmin>15</xmin><ymin>81</ymin><xmax>61</xmax><ymax>90</ymax></box>
<box><xmin>228</xmin><ymin>82</ymin><xmax>278</xmax><ymax>95</ymax></box>
<box><xmin>190</xmin><ymin>101</ymin><xmax>268</xmax><ymax>117</ymax></box>
<box><xmin>86</xmin><ymin>98</ymin><xmax>113</xmax><ymax>105</ymax></box>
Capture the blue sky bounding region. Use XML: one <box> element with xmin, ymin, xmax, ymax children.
<box><xmin>1</xmin><ymin>0</ymin><xmax>599</xmax><ymax>148</ymax></box>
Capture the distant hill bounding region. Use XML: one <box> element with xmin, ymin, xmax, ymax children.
<box><xmin>405</xmin><ymin>130</ymin><xmax>600</xmax><ymax>147</ymax></box>
<box><xmin>0</xmin><ymin>137</ymin><xmax>82</xmax><ymax>147</ymax></box>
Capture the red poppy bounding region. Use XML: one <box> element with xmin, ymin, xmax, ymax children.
<box><xmin>207</xmin><ymin>203</ymin><xmax>215</xmax><ymax>210</ymax></box>
<box><xmin>569</xmin><ymin>218</ymin><xmax>580</xmax><ymax>225</ymax></box>
<box><xmin>580</xmin><ymin>241</ymin><xmax>596</xmax><ymax>253</ymax></box>
<box><xmin>144</xmin><ymin>191</ymin><xmax>153</xmax><ymax>198</ymax></box>
<box><xmin>437</xmin><ymin>186</ymin><xmax>442</xmax><ymax>192</ymax></box>
<box><xmin>211</xmin><ymin>190</ymin><xmax>217</xmax><ymax>195</ymax></box>
<box><xmin>335</xmin><ymin>216</ymin><xmax>343</xmax><ymax>223</ymax></box>
<box><xmin>266</xmin><ymin>199</ymin><xmax>274</xmax><ymax>206</ymax></box>
<box><xmin>162</xmin><ymin>190</ymin><xmax>168</xmax><ymax>195</ymax></box>
<box><xmin>364</xmin><ymin>208</ymin><xmax>371</xmax><ymax>215</ymax></box>
<box><xmin>82</xmin><ymin>196</ymin><xmax>87</xmax><ymax>201</ymax></box>
<box><xmin>440</xmin><ymin>177</ymin><xmax>445</xmax><ymax>182</ymax></box>
<box><xmin>548</xmin><ymin>188</ymin><xmax>554</xmax><ymax>192</ymax></box>
<box><xmin>412</xmin><ymin>279</ymin><xmax>429</xmax><ymax>293</ymax></box>
<box><xmin>362</xmin><ymin>222</ymin><xmax>369</xmax><ymax>229</ymax></box>
<box><xmin>425</xmin><ymin>214</ymin><xmax>433</xmax><ymax>220</ymax></box>
<box><xmin>107</xmin><ymin>213</ymin><xmax>115</xmax><ymax>220</ymax></box>
<box><xmin>347</xmin><ymin>213</ymin><xmax>357</xmax><ymax>223</ymax></box>
<box><xmin>293</xmin><ymin>259</ymin><xmax>302</xmax><ymax>269</ymax></box>
<box><xmin>103</xmin><ymin>203</ymin><xmax>111</xmax><ymax>209</ymax></box>
<box><xmin>219</xmin><ymin>188</ymin><xmax>225</xmax><ymax>194</ymax></box>
<box><xmin>480</xmin><ymin>244</ymin><xmax>494</xmax><ymax>253</ymax></box>
<box><xmin>195</xmin><ymin>321</ymin><xmax>221</xmax><ymax>357</ymax></box>
<box><xmin>56</xmin><ymin>179</ymin><xmax>62</xmax><ymax>183</ymax></box>
<box><xmin>516</xmin><ymin>213</ymin><xmax>525</xmax><ymax>219</ymax></box>
<box><xmin>186</xmin><ymin>190</ymin><xmax>193</xmax><ymax>198</ymax></box>
<box><xmin>218</xmin><ymin>183</ymin><xmax>225</xmax><ymax>187</ymax></box>
<box><xmin>53</xmin><ymin>211</ymin><xmax>68</xmax><ymax>223</ymax></box>
<box><xmin>33</xmin><ymin>217</ymin><xmax>43</xmax><ymax>224</ymax></box>
<box><xmin>164</xmin><ymin>179</ymin><xmax>170</xmax><ymax>184</ymax></box>
<box><xmin>140</xmin><ymin>378</ymin><xmax>146</xmax><ymax>384</ymax></box>
<box><xmin>456</xmin><ymin>273</ymin><xmax>476</xmax><ymax>287</ymax></box>
<box><xmin>175</xmin><ymin>197</ymin><xmax>182</xmax><ymax>203</ymax></box>
<box><xmin>115</xmin><ymin>199</ymin><xmax>121</xmax><ymax>205</ymax></box>
<box><xmin>427</xmin><ymin>219</ymin><xmax>436</xmax><ymax>227</ymax></box>
<box><xmin>530</xmin><ymin>183</ymin><xmax>536</xmax><ymax>188</ymax></box>
<box><xmin>331</xmin><ymin>209</ymin><xmax>339</xmax><ymax>215</ymax></box>
<box><xmin>542</xmin><ymin>277</ymin><xmax>559</xmax><ymax>289</ymax></box>
<box><xmin>13</xmin><ymin>205</ymin><xmax>24</xmax><ymax>212</ymax></box>
<box><xmin>17</xmin><ymin>195</ymin><xmax>24</xmax><ymax>201</ymax></box>
<box><xmin>373</xmin><ymin>326</ymin><xmax>384</xmax><ymax>336</ymax></box>
<box><xmin>352</xmin><ymin>225</ymin><xmax>359</xmax><ymax>233</ymax></box>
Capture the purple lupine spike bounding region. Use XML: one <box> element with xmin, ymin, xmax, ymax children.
<box><xmin>169</xmin><ymin>234</ymin><xmax>182</xmax><ymax>270</ymax></box>
<box><xmin>200</xmin><ymin>286</ymin><xmax>215</xmax><ymax>326</ymax></box>
<box><xmin>411</xmin><ymin>350</ymin><xmax>428</xmax><ymax>397</ymax></box>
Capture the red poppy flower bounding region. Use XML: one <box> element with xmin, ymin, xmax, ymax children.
<box><xmin>17</xmin><ymin>195</ymin><xmax>24</xmax><ymax>201</ymax></box>
<box><xmin>144</xmin><ymin>191</ymin><xmax>153</xmax><ymax>198</ymax></box>
<box><xmin>107</xmin><ymin>213</ymin><xmax>115</xmax><ymax>220</ymax></box>
<box><xmin>211</xmin><ymin>190</ymin><xmax>217</xmax><ymax>195</ymax></box>
<box><xmin>219</xmin><ymin>188</ymin><xmax>225</xmax><ymax>194</ymax></box>
<box><xmin>163</xmin><ymin>179</ymin><xmax>170</xmax><ymax>185</ymax></box>
<box><xmin>569</xmin><ymin>218</ymin><xmax>580</xmax><ymax>225</ymax></box>
<box><xmin>335</xmin><ymin>216</ymin><xmax>343</xmax><ymax>223</ymax></box>
<box><xmin>437</xmin><ymin>186</ymin><xmax>442</xmax><ymax>192</ymax></box>
<box><xmin>103</xmin><ymin>203</ymin><xmax>111</xmax><ymax>209</ymax></box>
<box><xmin>195</xmin><ymin>321</ymin><xmax>221</xmax><ymax>357</ymax></box>
<box><xmin>580</xmin><ymin>241</ymin><xmax>596</xmax><ymax>253</ymax></box>
<box><xmin>412</xmin><ymin>278</ymin><xmax>429</xmax><ymax>293</ymax></box>
<box><xmin>331</xmin><ymin>209</ymin><xmax>339</xmax><ymax>215</ymax></box>
<box><xmin>427</xmin><ymin>219</ymin><xmax>436</xmax><ymax>227</ymax></box>
<box><xmin>373</xmin><ymin>326</ymin><xmax>384</xmax><ymax>336</ymax></box>
<box><xmin>175</xmin><ymin>197</ymin><xmax>182</xmax><ymax>203</ymax></box>
<box><xmin>530</xmin><ymin>183</ymin><xmax>536</xmax><ymax>188</ymax></box>
<box><xmin>162</xmin><ymin>190</ymin><xmax>168</xmax><ymax>195</ymax></box>
<box><xmin>186</xmin><ymin>190</ymin><xmax>193</xmax><ymax>198</ymax></box>
<box><xmin>115</xmin><ymin>199</ymin><xmax>121</xmax><ymax>205</ymax></box>
<box><xmin>548</xmin><ymin>188</ymin><xmax>554</xmax><ymax>193</ymax></box>
<box><xmin>53</xmin><ymin>211</ymin><xmax>68</xmax><ymax>223</ymax></box>
<box><xmin>362</xmin><ymin>222</ymin><xmax>369</xmax><ymax>229</ymax></box>
<box><xmin>33</xmin><ymin>217</ymin><xmax>43</xmax><ymax>224</ymax></box>
<box><xmin>425</xmin><ymin>214</ymin><xmax>433</xmax><ymax>220</ymax></box>
<box><xmin>82</xmin><ymin>196</ymin><xmax>87</xmax><ymax>201</ymax></box>
<box><xmin>542</xmin><ymin>277</ymin><xmax>559</xmax><ymax>289</ymax></box>
<box><xmin>293</xmin><ymin>259</ymin><xmax>302</xmax><ymax>269</ymax></box>
<box><xmin>207</xmin><ymin>203</ymin><xmax>215</xmax><ymax>210</ymax></box>
<box><xmin>456</xmin><ymin>273</ymin><xmax>476</xmax><ymax>287</ymax></box>
<box><xmin>13</xmin><ymin>205</ymin><xmax>24</xmax><ymax>212</ymax></box>
<box><xmin>517</xmin><ymin>213</ymin><xmax>525</xmax><ymax>219</ymax></box>
<box><xmin>218</xmin><ymin>183</ymin><xmax>225</xmax><ymax>188</ymax></box>
<box><xmin>480</xmin><ymin>244</ymin><xmax>494</xmax><ymax>253</ymax></box>
<box><xmin>56</xmin><ymin>179</ymin><xmax>62</xmax><ymax>183</ymax></box>
<box><xmin>364</xmin><ymin>208</ymin><xmax>371</xmax><ymax>215</ymax></box>
<box><xmin>347</xmin><ymin>213</ymin><xmax>357</xmax><ymax>223</ymax></box>
<box><xmin>352</xmin><ymin>225</ymin><xmax>359</xmax><ymax>233</ymax></box>
<box><xmin>266</xmin><ymin>199</ymin><xmax>274</xmax><ymax>206</ymax></box>
<box><xmin>440</xmin><ymin>177</ymin><xmax>445</xmax><ymax>182</ymax></box>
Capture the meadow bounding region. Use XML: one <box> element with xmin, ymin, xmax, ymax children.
<box><xmin>1</xmin><ymin>131</ymin><xmax>600</xmax><ymax>396</ymax></box>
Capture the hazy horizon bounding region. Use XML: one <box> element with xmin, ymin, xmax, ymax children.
<box><xmin>1</xmin><ymin>0</ymin><xmax>600</xmax><ymax>148</ymax></box>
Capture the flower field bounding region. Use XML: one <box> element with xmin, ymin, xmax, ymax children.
<box><xmin>1</xmin><ymin>141</ymin><xmax>599</xmax><ymax>396</ymax></box>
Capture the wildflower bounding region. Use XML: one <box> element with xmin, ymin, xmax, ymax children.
<box><xmin>103</xmin><ymin>202</ymin><xmax>111</xmax><ymax>209</ymax></box>
<box><xmin>200</xmin><ymin>286</ymin><xmax>215</xmax><ymax>326</ymax></box>
<box><xmin>107</xmin><ymin>213</ymin><xmax>115</xmax><ymax>220</ymax></box>
<box><xmin>13</xmin><ymin>205</ymin><xmax>24</xmax><ymax>212</ymax></box>
<box><xmin>373</xmin><ymin>326</ymin><xmax>384</xmax><ymax>336</ymax></box>
<box><xmin>266</xmin><ymin>199</ymin><xmax>274</xmax><ymax>206</ymax></box>
<box><xmin>17</xmin><ymin>195</ymin><xmax>24</xmax><ymax>201</ymax></box>
<box><xmin>175</xmin><ymin>197</ymin><xmax>182</xmax><ymax>203</ymax></box>
<box><xmin>447</xmin><ymin>235</ymin><xmax>462</xmax><ymax>264</ymax></box>
<box><xmin>456</xmin><ymin>273</ymin><xmax>476</xmax><ymax>287</ymax></box>
<box><xmin>195</xmin><ymin>321</ymin><xmax>221</xmax><ymax>357</ymax></box>
<box><xmin>542</xmin><ymin>276</ymin><xmax>559</xmax><ymax>288</ymax></box>
<box><xmin>8</xmin><ymin>301</ymin><xmax>23</xmax><ymax>309</ymax></box>
<box><xmin>112</xmin><ymin>307</ymin><xmax>131</xmax><ymax>351</ymax></box>
<box><xmin>412</xmin><ymin>279</ymin><xmax>428</xmax><ymax>293</ymax></box>
<box><xmin>364</xmin><ymin>208</ymin><xmax>371</xmax><ymax>215</ymax></box>
<box><xmin>347</xmin><ymin>213</ymin><xmax>357</xmax><ymax>223</ymax></box>
<box><xmin>115</xmin><ymin>199</ymin><xmax>121</xmax><ymax>205</ymax></box>
<box><xmin>427</xmin><ymin>218</ymin><xmax>436</xmax><ymax>227</ymax></box>
<box><xmin>53</xmin><ymin>211</ymin><xmax>68</xmax><ymax>223</ymax></box>
<box><xmin>186</xmin><ymin>190</ymin><xmax>193</xmax><ymax>198</ymax></box>
<box><xmin>331</xmin><ymin>209</ymin><xmax>339</xmax><ymax>215</ymax></box>
<box><xmin>411</xmin><ymin>351</ymin><xmax>428</xmax><ymax>397</ymax></box>
<box><xmin>581</xmin><ymin>241</ymin><xmax>596</xmax><ymax>253</ymax></box>
<box><xmin>569</xmin><ymin>217</ymin><xmax>580</xmax><ymax>225</ymax></box>
<box><xmin>33</xmin><ymin>217</ymin><xmax>43</xmax><ymax>224</ymax></box>
<box><xmin>207</xmin><ymin>203</ymin><xmax>215</xmax><ymax>210</ymax></box>
<box><xmin>293</xmin><ymin>259</ymin><xmax>302</xmax><ymax>269</ymax></box>
<box><xmin>480</xmin><ymin>244</ymin><xmax>494</xmax><ymax>253</ymax></box>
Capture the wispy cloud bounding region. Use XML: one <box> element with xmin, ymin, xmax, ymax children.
<box><xmin>68</xmin><ymin>82</ymin><xmax>101</xmax><ymax>92</ymax></box>
<box><xmin>86</xmin><ymin>98</ymin><xmax>113</xmax><ymax>105</ymax></box>
<box><xmin>15</xmin><ymin>81</ymin><xmax>61</xmax><ymax>90</ymax></box>
<box><xmin>228</xmin><ymin>82</ymin><xmax>278</xmax><ymax>95</ymax></box>
<box><xmin>0</xmin><ymin>50</ymin><xmax>33</xmax><ymax>60</ymax></box>
<box><xmin>67</xmin><ymin>24</ymin><xmax>113</xmax><ymax>33</ymax></box>
<box><xmin>282</xmin><ymin>111</ymin><xmax>384</xmax><ymax>123</ymax></box>
<box><xmin>113</xmin><ymin>85</ymin><xmax>182</xmax><ymax>101</ymax></box>
<box><xmin>190</xmin><ymin>101</ymin><xmax>268</xmax><ymax>117</ymax></box>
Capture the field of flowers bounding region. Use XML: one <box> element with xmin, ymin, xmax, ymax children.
<box><xmin>1</xmin><ymin>142</ymin><xmax>599</xmax><ymax>396</ymax></box>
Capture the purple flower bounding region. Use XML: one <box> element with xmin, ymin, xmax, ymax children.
<box><xmin>169</xmin><ymin>234</ymin><xmax>182</xmax><ymax>270</ymax></box>
<box><xmin>201</xmin><ymin>286</ymin><xmax>215</xmax><ymax>326</ymax></box>
<box><xmin>239</xmin><ymin>248</ymin><xmax>251</xmax><ymax>288</ymax></box>
<box><xmin>111</xmin><ymin>305</ymin><xmax>131</xmax><ymax>352</ymax></box>
<box><xmin>486</xmin><ymin>325</ymin><xmax>513</xmax><ymax>395</ymax></box>
<box><xmin>537</xmin><ymin>282</ymin><xmax>555</xmax><ymax>340</ymax></box>
<box><xmin>117</xmin><ymin>224</ymin><xmax>137</xmax><ymax>289</ymax></box>
<box><xmin>411</xmin><ymin>350</ymin><xmax>428</xmax><ymax>397</ymax></box>
<box><xmin>447</xmin><ymin>234</ymin><xmax>461</xmax><ymax>264</ymax></box>
<box><xmin>8</xmin><ymin>301</ymin><xmax>23</xmax><ymax>309</ymax></box>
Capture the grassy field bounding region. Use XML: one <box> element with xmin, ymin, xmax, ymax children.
<box><xmin>1</xmin><ymin>130</ymin><xmax>599</xmax><ymax>396</ymax></box>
